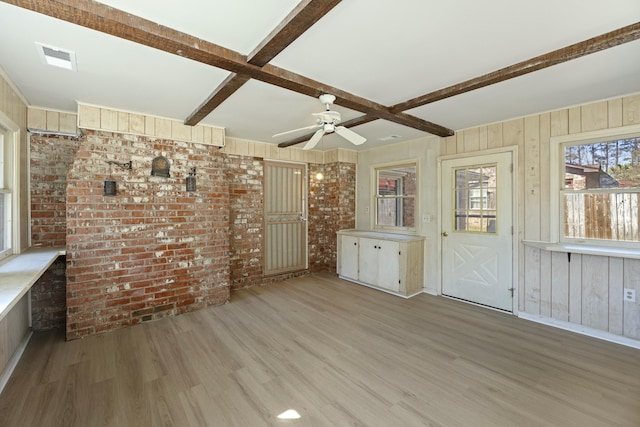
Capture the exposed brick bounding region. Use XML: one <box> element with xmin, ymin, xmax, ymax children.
<box><xmin>65</xmin><ymin>130</ymin><xmax>230</xmax><ymax>339</ymax></box>
<box><xmin>30</xmin><ymin>256</ymin><xmax>67</xmax><ymax>331</ymax></box>
<box><xmin>29</xmin><ymin>130</ymin><xmax>356</xmax><ymax>340</ymax></box>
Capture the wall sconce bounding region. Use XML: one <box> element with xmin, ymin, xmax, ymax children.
<box><xmin>315</xmin><ymin>171</ymin><xmax>325</xmax><ymax>195</ymax></box>
<box><xmin>186</xmin><ymin>167</ymin><xmax>196</xmax><ymax>192</ymax></box>
<box><xmin>104</xmin><ymin>160</ymin><xmax>132</xmax><ymax>196</ymax></box>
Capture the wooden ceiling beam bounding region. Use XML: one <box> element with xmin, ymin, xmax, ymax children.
<box><xmin>185</xmin><ymin>0</ymin><xmax>341</xmax><ymax>126</ymax></box>
<box><xmin>391</xmin><ymin>21</ymin><xmax>640</xmax><ymax>113</ymax></box>
<box><xmin>5</xmin><ymin>0</ymin><xmax>453</xmax><ymax>136</ymax></box>
<box><xmin>184</xmin><ymin>73</ymin><xmax>250</xmax><ymax>126</ymax></box>
<box><xmin>247</xmin><ymin>0</ymin><xmax>342</xmax><ymax>67</ymax></box>
<box><xmin>277</xmin><ymin>115</ymin><xmax>378</xmax><ymax>148</ymax></box>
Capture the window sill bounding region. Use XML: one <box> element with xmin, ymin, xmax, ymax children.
<box><xmin>523</xmin><ymin>240</ymin><xmax>640</xmax><ymax>259</ymax></box>
<box><xmin>0</xmin><ymin>247</ymin><xmax>65</xmax><ymax>322</ymax></box>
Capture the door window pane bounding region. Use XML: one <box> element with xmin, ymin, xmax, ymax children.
<box><xmin>453</xmin><ymin>164</ymin><xmax>497</xmax><ymax>233</ymax></box>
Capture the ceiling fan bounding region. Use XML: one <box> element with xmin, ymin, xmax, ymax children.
<box><xmin>273</xmin><ymin>94</ymin><xmax>366</xmax><ymax>150</ymax></box>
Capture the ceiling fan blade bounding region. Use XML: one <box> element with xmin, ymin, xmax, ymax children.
<box><xmin>303</xmin><ymin>129</ymin><xmax>325</xmax><ymax>150</ymax></box>
<box><xmin>335</xmin><ymin>126</ymin><xmax>366</xmax><ymax>145</ymax></box>
<box><xmin>272</xmin><ymin>124</ymin><xmax>320</xmax><ymax>138</ymax></box>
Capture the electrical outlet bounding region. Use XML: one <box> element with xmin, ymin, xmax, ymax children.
<box><xmin>624</xmin><ymin>288</ymin><xmax>636</xmax><ymax>302</ymax></box>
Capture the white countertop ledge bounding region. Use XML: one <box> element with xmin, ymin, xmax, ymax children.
<box><xmin>0</xmin><ymin>247</ymin><xmax>65</xmax><ymax>322</ymax></box>
<box><xmin>522</xmin><ymin>240</ymin><xmax>640</xmax><ymax>259</ymax></box>
<box><xmin>337</xmin><ymin>229</ymin><xmax>425</xmax><ymax>242</ymax></box>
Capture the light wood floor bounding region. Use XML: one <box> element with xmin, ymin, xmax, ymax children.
<box><xmin>1</xmin><ymin>273</ymin><xmax>639</xmax><ymax>426</ymax></box>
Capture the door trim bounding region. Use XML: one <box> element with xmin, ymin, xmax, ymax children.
<box><xmin>437</xmin><ymin>146</ymin><xmax>519</xmax><ymax>314</ymax></box>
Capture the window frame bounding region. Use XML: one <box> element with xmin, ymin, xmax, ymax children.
<box><xmin>372</xmin><ymin>160</ymin><xmax>418</xmax><ymax>233</ymax></box>
<box><xmin>0</xmin><ymin>113</ymin><xmax>21</xmax><ymax>261</ymax></box>
<box><xmin>550</xmin><ymin>124</ymin><xmax>640</xmax><ymax>249</ymax></box>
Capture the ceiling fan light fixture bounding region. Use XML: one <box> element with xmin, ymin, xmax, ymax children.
<box><xmin>276</xmin><ymin>93</ymin><xmax>366</xmax><ymax>149</ymax></box>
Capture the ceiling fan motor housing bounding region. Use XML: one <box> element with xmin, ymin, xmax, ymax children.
<box><xmin>319</xmin><ymin>94</ymin><xmax>336</xmax><ymax>105</ymax></box>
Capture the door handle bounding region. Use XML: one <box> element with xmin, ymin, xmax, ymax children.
<box><xmin>442</xmin><ymin>231</ymin><xmax>448</xmax><ymax>237</ymax></box>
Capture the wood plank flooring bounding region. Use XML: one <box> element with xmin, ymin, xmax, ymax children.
<box><xmin>1</xmin><ymin>273</ymin><xmax>639</xmax><ymax>426</ymax></box>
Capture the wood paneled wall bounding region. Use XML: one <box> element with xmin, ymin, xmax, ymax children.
<box><xmin>0</xmin><ymin>72</ymin><xmax>28</xmax><ymax>251</ymax></box>
<box><xmin>440</xmin><ymin>94</ymin><xmax>640</xmax><ymax>340</ymax></box>
<box><xmin>0</xmin><ymin>73</ymin><xmax>30</xmax><ymax>384</ymax></box>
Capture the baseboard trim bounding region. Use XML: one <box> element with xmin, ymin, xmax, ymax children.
<box><xmin>518</xmin><ymin>313</ymin><xmax>640</xmax><ymax>350</ymax></box>
<box><xmin>0</xmin><ymin>329</ymin><xmax>33</xmax><ymax>394</ymax></box>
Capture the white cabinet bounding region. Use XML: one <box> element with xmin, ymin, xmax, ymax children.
<box><xmin>339</xmin><ymin>234</ymin><xmax>359</xmax><ymax>280</ymax></box>
<box><xmin>337</xmin><ymin>230</ymin><xmax>425</xmax><ymax>298</ymax></box>
<box><xmin>358</xmin><ymin>238</ymin><xmax>400</xmax><ymax>291</ymax></box>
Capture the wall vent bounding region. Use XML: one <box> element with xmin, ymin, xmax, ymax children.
<box><xmin>36</xmin><ymin>42</ymin><xmax>77</xmax><ymax>71</ymax></box>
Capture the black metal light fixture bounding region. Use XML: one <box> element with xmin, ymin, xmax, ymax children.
<box><xmin>186</xmin><ymin>167</ymin><xmax>196</xmax><ymax>192</ymax></box>
<box><xmin>104</xmin><ymin>160</ymin><xmax>132</xmax><ymax>196</ymax></box>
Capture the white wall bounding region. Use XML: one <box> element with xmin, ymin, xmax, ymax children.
<box><xmin>356</xmin><ymin>93</ymin><xmax>640</xmax><ymax>342</ymax></box>
<box><xmin>356</xmin><ymin>135</ymin><xmax>440</xmax><ymax>294</ymax></box>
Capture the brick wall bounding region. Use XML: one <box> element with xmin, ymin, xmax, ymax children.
<box><xmin>314</xmin><ymin>162</ymin><xmax>356</xmax><ymax>272</ymax></box>
<box><xmin>226</xmin><ymin>157</ymin><xmax>356</xmax><ymax>289</ymax></box>
<box><xmin>30</xmin><ymin>134</ymin><xmax>81</xmax><ymax>247</ymax></box>
<box><xmin>30</xmin><ymin>256</ymin><xmax>67</xmax><ymax>330</ymax></box>
<box><xmin>29</xmin><ymin>133</ymin><xmax>80</xmax><ymax>330</ymax></box>
<box><xmin>226</xmin><ymin>155</ymin><xmax>264</xmax><ymax>291</ymax></box>
<box><xmin>65</xmin><ymin>130</ymin><xmax>230</xmax><ymax>339</ymax></box>
<box><xmin>29</xmin><ymin>129</ymin><xmax>356</xmax><ymax>338</ymax></box>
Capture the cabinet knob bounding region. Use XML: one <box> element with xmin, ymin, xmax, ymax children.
<box><xmin>353</xmin><ymin>242</ymin><xmax>357</xmax><ymax>245</ymax></box>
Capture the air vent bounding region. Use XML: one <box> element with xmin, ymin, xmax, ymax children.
<box><xmin>36</xmin><ymin>42</ymin><xmax>77</xmax><ymax>71</ymax></box>
<box><xmin>379</xmin><ymin>134</ymin><xmax>401</xmax><ymax>141</ymax></box>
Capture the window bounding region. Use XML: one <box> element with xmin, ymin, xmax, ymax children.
<box><xmin>374</xmin><ymin>163</ymin><xmax>416</xmax><ymax>230</ymax></box>
<box><xmin>454</xmin><ymin>164</ymin><xmax>497</xmax><ymax>233</ymax></box>
<box><xmin>555</xmin><ymin>127</ymin><xmax>640</xmax><ymax>246</ymax></box>
<box><xmin>0</xmin><ymin>125</ymin><xmax>13</xmax><ymax>260</ymax></box>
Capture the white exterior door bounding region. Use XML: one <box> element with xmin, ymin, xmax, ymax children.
<box><xmin>441</xmin><ymin>152</ymin><xmax>514</xmax><ymax>311</ymax></box>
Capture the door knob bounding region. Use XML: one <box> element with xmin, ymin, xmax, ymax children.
<box><xmin>442</xmin><ymin>231</ymin><xmax>448</xmax><ymax>237</ymax></box>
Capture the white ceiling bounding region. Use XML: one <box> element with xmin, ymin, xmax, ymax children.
<box><xmin>0</xmin><ymin>0</ymin><xmax>639</xmax><ymax>151</ymax></box>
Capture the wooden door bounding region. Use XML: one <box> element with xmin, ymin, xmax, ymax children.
<box><xmin>264</xmin><ymin>161</ymin><xmax>307</xmax><ymax>275</ymax></box>
<box><xmin>441</xmin><ymin>152</ymin><xmax>514</xmax><ymax>311</ymax></box>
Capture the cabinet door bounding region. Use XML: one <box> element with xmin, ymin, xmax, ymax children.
<box><xmin>376</xmin><ymin>240</ymin><xmax>400</xmax><ymax>291</ymax></box>
<box><xmin>358</xmin><ymin>237</ymin><xmax>379</xmax><ymax>285</ymax></box>
<box><xmin>339</xmin><ymin>235</ymin><xmax>359</xmax><ymax>280</ymax></box>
